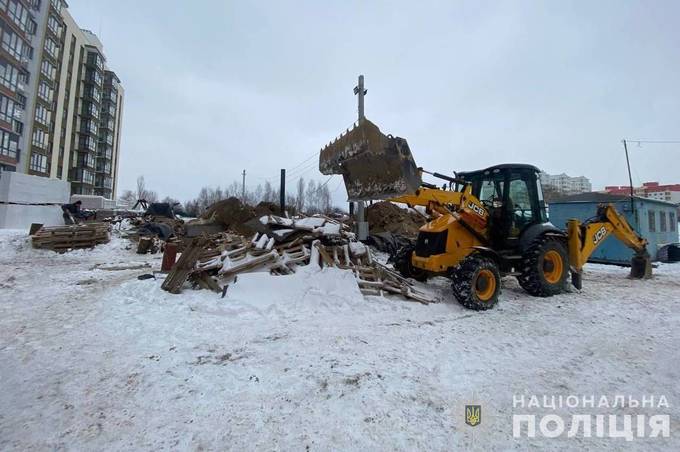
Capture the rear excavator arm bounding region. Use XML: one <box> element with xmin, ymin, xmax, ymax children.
<box><xmin>566</xmin><ymin>203</ymin><xmax>651</xmax><ymax>288</ymax></box>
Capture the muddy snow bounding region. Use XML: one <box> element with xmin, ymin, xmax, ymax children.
<box><xmin>0</xmin><ymin>230</ymin><xmax>678</xmax><ymax>450</ymax></box>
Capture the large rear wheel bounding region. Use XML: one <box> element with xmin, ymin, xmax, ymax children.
<box><xmin>451</xmin><ymin>255</ymin><xmax>501</xmax><ymax>310</ymax></box>
<box><xmin>517</xmin><ymin>236</ymin><xmax>569</xmax><ymax>297</ymax></box>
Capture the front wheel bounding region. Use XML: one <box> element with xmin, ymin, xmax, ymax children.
<box><xmin>451</xmin><ymin>255</ymin><xmax>501</xmax><ymax>310</ymax></box>
<box><xmin>393</xmin><ymin>245</ymin><xmax>428</xmax><ymax>282</ymax></box>
<box><xmin>517</xmin><ymin>236</ymin><xmax>569</xmax><ymax>297</ymax></box>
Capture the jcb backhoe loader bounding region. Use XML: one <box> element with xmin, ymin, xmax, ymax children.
<box><xmin>319</xmin><ymin>118</ymin><xmax>652</xmax><ymax>310</ymax></box>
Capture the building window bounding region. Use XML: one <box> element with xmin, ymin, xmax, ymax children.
<box><xmin>47</xmin><ymin>14</ymin><xmax>60</xmax><ymax>35</ymax></box>
<box><xmin>670</xmin><ymin>212</ymin><xmax>676</xmax><ymax>232</ymax></box>
<box><xmin>40</xmin><ymin>59</ymin><xmax>56</xmax><ymax>80</ymax></box>
<box><xmin>32</xmin><ymin>128</ymin><xmax>48</xmax><ymax>149</ymax></box>
<box><xmin>660</xmin><ymin>211</ymin><xmax>667</xmax><ymax>232</ymax></box>
<box><xmin>81</xmin><ymin>119</ymin><xmax>97</xmax><ymax>134</ymax></box>
<box><xmin>7</xmin><ymin>1</ymin><xmax>36</xmax><ymax>35</ymax></box>
<box><xmin>648</xmin><ymin>210</ymin><xmax>656</xmax><ymax>232</ymax></box>
<box><xmin>37</xmin><ymin>81</ymin><xmax>53</xmax><ymax>102</ymax></box>
<box><xmin>79</xmin><ymin>135</ymin><xmax>95</xmax><ymax>151</ymax></box>
<box><xmin>30</xmin><ymin>152</ymin><xmax>48</xmax><ymax>173</ymax></box>
<box><xmin>2</xmin><ymin>28</ymin><xmax>30</xmax><ymax>61</ymax></box>
<box><xmin>0</xmin><ymin>129</ymin><xmax>18</xmax><ymax>159</ymax></box>
<box><xmin>34</xmin><ymin>103</ymin><xmax>50</xmax><ymax>125</ymax></box>
<box><xmin>85</xmin><ymin>85</ymin><xmax>101</xmax><ymax>102</ymax></box>
<box><xmin>0</xmin><ymin>94</ymin><xmax>17</xmax><ymax>123</ymax></box>
<box><xmin>44</xmin><ymin>37</ymin><xmax>58</xmax><ymax>59</ymax></box>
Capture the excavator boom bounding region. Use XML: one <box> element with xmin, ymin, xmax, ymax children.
<box><xmin>567</xmin><ymin>203</ymin><xmax>652</xmax><ymax>288</ymax></box>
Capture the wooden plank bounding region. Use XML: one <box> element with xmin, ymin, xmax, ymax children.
<box><xmin>161</xmin><ymin>237</ymin><xmax>207</xmax><ymax>294</ymax></box>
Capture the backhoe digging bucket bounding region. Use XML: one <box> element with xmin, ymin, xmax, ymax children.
<box><xmin>319</xmin><ymin>118</ymin><xmax>421</xmax><ymax>201</ymax></box>
<box><xmin>630</xmin><ymin>251</ymin><xmax>652</xmax><ymax>279</ymax></box>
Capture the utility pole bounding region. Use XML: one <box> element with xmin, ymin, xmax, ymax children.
<box><xmin>622</xmin><ymin>140</ymin><xmax>635</xmax><ymax>214</ymax></box>
<box><xmin>241</xmin><ymin>169</ymin><xmax>246</xmax><ymax>202</ymax></box>
<box><xmin>280</xmin><ymin>168</ymin><xmax>286</xmax><ymax>216</ymax></box>
<box><xmin>354</xmin><ymin>75</ymin><xmax>369</xmax><ymax>240</ymax></box>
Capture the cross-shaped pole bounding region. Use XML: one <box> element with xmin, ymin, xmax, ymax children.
<box><xmin>353</xmin><ymin>74</ymin><xmax>369</xmax><ymax>240</ymax></box>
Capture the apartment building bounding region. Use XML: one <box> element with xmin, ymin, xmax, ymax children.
<box><xmin>539</xmin><ymin>171</ymin><xmax>592</xmax><ymax>195</ymax></box>
<box><xmin>0</xmin><ymin>0</ymin><xmax>123</xmax><ymax>200</ymax></box>
<box><xmin>605</xmin><ymin>182</ymin><xmax>680</xmax><ymax>205</ymax></box>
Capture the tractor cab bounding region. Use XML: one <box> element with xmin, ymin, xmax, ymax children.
<box><xmin>457</xmin><ymin>164</ymin><xmax>548</xmax><ymax>249</ymax></box>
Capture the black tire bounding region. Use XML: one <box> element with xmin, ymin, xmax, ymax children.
<box><xmin>517</xmin><ymin>235</ymin><xmax>569</xmax><ymax>297</ymax></box>
<box><xmin>393</xmin><ymin>245</ymin><xmax>428</xmax><ymax>282</ymax></box>
<box><xmin>451</xmin><ymin>255</ymin><xmax>501</xmax><ymax>310</ymax></box>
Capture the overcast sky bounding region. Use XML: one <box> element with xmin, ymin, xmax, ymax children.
<box><xmin>68</xmin><ymin>0</ymin><xmax>680</xmax><ymax>205</ymax></box>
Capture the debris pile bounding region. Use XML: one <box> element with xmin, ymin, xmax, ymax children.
<box><xmin>160</xmin><ymin>213</ymin><xmax>435</xmax><ymax>304</ymax></box>
<box><xmin>31</xmin><ymin>223</ymin><xmax>110</xmax><ymax>252</ymax></box>
<box><xmin>365</xmin><ymin>201</ymin><xmax>425</xmax><ymax>237</ymax></box>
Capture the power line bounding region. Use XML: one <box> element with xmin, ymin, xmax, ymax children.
<box><xmin>625</xmin><ymin>140</ymin><xmax>680</xmax><ymax>145</ymax></box>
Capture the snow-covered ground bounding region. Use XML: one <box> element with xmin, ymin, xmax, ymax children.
<box><xmin>0</xmin><ymin>229</ymin><xmax>678</xmax><ymax>451</ymax></box>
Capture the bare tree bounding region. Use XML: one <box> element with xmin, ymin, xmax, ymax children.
<box><xmin>305</xmin><ymin>180</ymin><xmax>317</xmax><ymax>213</ymax></box>
<box><xmin>263</xmin><ymin>181</ymin><xmax>273</xmax><ymax>202</ymax></box>
<box><xmin>119</xmin><ymin>189</ymin><xmax>136</xmax><ymax>207</ymax></box>
<box><xmin>136</xmin><ymin>176</ymin><xmax>147</xmax><ymax>200</ymax></box>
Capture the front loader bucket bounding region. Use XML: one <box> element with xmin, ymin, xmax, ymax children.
<box><xmin>630</xmin><ymin>252</ymin><xmax>652</xmax><ymax>279</ymax></box>
<box><xmin>319</xmin><ymin>118</ymin><xmax>421</xmax><ymax>201</ymax></box>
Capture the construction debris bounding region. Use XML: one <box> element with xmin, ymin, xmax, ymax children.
<box><xmin>160</xmin><ymin>212</ymin><xmax>435</xmax><ymax>304</ymax></box>
<box><xmin>365</xmin><ymin>201</ymin><xmax>425</xmax><ymax>237</ymax></box>
<box><xmin>31</xmin><ymin>223</ymin><xmax>110</xmax><ymax>252</ymax></box>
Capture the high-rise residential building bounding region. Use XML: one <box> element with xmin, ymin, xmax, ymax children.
<box><xmin>0</xmin><ymin>0</ymin><xmax>123</xmax><ymax>200</ymax></box>
<box><xmin>539</xmin><ymin>171</ymin><xmax>592</xmax><ymax>195</ymax></box>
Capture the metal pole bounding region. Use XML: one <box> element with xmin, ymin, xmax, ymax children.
<box><xmin>241</xmin><ymin>169</ymin><xmax>246</xmax><ymax>201</ymax></box>
<box><xmin>354</xmin><ymin>74</ymin><xmax>369</xmax><ymax>240</ymax></box>
<box><xmin>623</xmin><ymin>140</ymin><xmax>634</xmax><ymax>213</ymax></box>
<box><xmin>357</xmin><ymin>75</ymin><xmax>365</xmax><ymax>120</ymax></box>
<box><xmin>279</xmin><ymin>168</ymin><xmax>286</xmax><ymax>215</ymax></box>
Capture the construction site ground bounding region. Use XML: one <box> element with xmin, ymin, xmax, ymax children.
<box><xmin>0</xmin><ymin>229</ymin><xmax>678</xmax><ymax>450</ymax></box>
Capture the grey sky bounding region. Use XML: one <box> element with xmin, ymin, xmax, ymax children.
<box><xmin>68</xmin><ymin>0</ymin><xmax>680</xmax><ymax>205</ymax></box>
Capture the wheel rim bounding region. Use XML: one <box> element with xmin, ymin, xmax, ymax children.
<box><xmin>475</xmin><ymin>269</ymin><xmax>496</xmax><ymax>301</ymax></box>
<box><xmin>543</xmin><ymin>250</ymin><xmax>564</xmax><ymax>284</ymax></box>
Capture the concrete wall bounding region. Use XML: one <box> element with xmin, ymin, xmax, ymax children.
<box><xmin>0</xmin><ymin>204</ymin><xmax>64</xmax><ymax>230</ymax></box>
<box><xmin>70</xmin><ymin>194</ymin><xmax>116</xmax><ymax>209</ymax></box>
<box><xmin>0</xmin><ymin>171</ymin><xmax>70</xmax><ymax>204</ymax></box>
<box><xmin>0</xmin><ymin>172</ymin><xmax>70</xmax><ymax>229</ymax></box>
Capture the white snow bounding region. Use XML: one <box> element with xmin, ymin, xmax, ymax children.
<box><xmin>1</xmin><ymin>229</ymin><xmax>679</xmax><ymax>450</ymax></box>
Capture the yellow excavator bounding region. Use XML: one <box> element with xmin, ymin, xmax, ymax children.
<box><xmin>319</xmin><ymin>118</ymin><xmax>652</xmax><ymax>310</ymax></box>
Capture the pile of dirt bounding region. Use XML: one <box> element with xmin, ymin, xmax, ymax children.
<box><xmin>200</xmin><ymin>197</ymin><xmax>257</xmax><ymax>235</ymax></box>
<box><xmin>365</xmin><ymin>201</ymin><xmax>425</xmax><ymax>238</ymax></box>
<box><xmin>253</xmin><ymin>201</ymin><xmax>282</xmax><ymax>217</ymax></box>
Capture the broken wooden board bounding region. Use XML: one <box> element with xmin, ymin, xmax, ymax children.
<box><xmin>161</xmin><ymin>237</ymin><xmax>207</xmax><ymax>294</ymax></box>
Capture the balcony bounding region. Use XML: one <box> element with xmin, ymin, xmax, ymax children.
<box><xmin>100</xmin><ymin>118</ymin><xmax>114</xmax><ymax>130</ymax></box>
<box><xmin>95</xmin><ymin>157</ymin><xmax>111</xmax><ymax>174</ymax></box>
<box><xmin>70</xmin><ymin>167</ymin><xmax>95</xmax><ymax>185</ymax></box>
<box><xmin>97</xmin><ymin>143</ymin><xmax>112</xmax><ymax>159</ymax></box>
<box><xmin>77</xmin><ymin>151</ymin><xmax>95</xmax><ymax>169</ymax></box>
<box><xmin>95</xmin><ymin>175</ymin><xmax>112</xmax><ymax>189</ymax></box>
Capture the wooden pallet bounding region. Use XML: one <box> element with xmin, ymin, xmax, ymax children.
<box><xmin>31</xmin><ymin>223</ymin><xmax>110</xmax><ymax>252</ymax></box>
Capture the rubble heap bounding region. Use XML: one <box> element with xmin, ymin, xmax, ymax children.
<box><xmin>161</xmin><ymin>213</ymin><xmax>435</xmax><ymax>304</ymax></box>
<box><xmin>365</xmin><ymin>201</ymin><xmax>425</xmax><ymax>237</ymax></box>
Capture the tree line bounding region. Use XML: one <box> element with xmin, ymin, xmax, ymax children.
<box><xmin>119</xmin><ymin>176</ymin><xmax>337</xmax><ymax>217</ymax></box>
